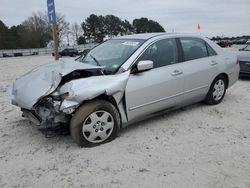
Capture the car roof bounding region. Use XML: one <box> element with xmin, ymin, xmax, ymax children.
<box><xmin>115</xmin><ymin>33</ymin><xmax>204</xmax><ymax>40</ymax></box>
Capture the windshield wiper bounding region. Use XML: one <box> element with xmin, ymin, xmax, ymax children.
<box><xmin>90</xmin><ymin>54</ymin><xmax>101</xmax><ymax>66</ymax></box>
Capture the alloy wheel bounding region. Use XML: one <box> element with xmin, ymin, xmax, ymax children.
<box><xmin>212</xmin><ymin>79</ymin><xmax>225</xmax><ymax>101</ymax></box>
<box><xmin>82</xmin><ymin>111</ymin><xmax>114</xmax><ymax>143</ymax></box>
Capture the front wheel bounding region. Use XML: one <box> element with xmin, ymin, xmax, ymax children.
<box><xmin>70</xmin><ymin>100</ymin><xmax>121</xmax><ymax>147</ymax></box>
<box><xmin>205</xmin><ymin>75</ymin><xmax>227</xmax><ymax>105</ymax></box>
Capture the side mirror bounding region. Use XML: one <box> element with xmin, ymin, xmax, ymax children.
<box><xmin>137</xmin><ymin>60</ymin><xmax>153</xmax><ymax>72</ymax></box>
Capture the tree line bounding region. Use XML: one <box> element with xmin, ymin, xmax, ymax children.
<box><xmin>81</xmin><ymin>14</ymin><xmax>165</xmax><ymax>43</ymax></box>
<box><xmin>0</xmin><ymin>12</ymin><xmax>69</xmax><ymax>49</ymax></box>
<box><xmin>0</xmin><ymin>12</ymin><xmax>165</xmax><ymax>50</ymax></box>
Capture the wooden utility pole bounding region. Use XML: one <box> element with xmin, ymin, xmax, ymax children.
<box><xmin>52</xmin><ymin>24</ymin><xmax>59</xmax><ymax>60</ymax></box>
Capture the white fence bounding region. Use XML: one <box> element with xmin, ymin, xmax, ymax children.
<box><xmin>0</xmin><ymin>43</ymin><xmax>98</xmax><ymax>58</ymax></box>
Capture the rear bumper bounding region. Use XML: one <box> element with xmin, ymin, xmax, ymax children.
<box><xmin>239</xmin><ymin>71</ymin><xmax>250</xmax><ymax>77</ymax></box>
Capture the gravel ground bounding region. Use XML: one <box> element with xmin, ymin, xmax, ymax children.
<box><xmin>0</xmin><ymin>55</ymin><xmax>250</xmax><ymax>188</ymax></box>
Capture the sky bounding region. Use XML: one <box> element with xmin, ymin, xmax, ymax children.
<box><xmin>0</xmin><ymin>0</ymin><xmax>249</xmax><ymax>37</ymax></box>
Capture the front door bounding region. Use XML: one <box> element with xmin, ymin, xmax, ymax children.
<box><xmin>125</xmin><ymin>38</ymin><xmax>185</xmax><ymax>121</ymax></box>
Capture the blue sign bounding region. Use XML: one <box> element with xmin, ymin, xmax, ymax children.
<box><xmin>47</xmin><ymin>0</ymin><xmax>56</xmax><ymax>24</ymax></box>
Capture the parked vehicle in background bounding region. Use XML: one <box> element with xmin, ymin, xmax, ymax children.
<box><xmin>60</xmin><ymin>48</ymin><xmax>79</xmax><ymax>57</ymax></box>
<box><xmin>79</xmin><ymin>48</ymin><xmax>91</xmax><ymax>56</ymax></box>
<box><xmin>2</xmin><ymin>53</ymin><xmax>13</xmax><ymax>57</ymax></box>
<box><xmin>75</xmin><ymin>48</ymin><xmax>92</xmax><ymax>61</ymax></box>
<box><xmin>10</xmin><ymin>33</ymin><xmax>239</xmax><ymax>147</ymax></box>
<box><xmin>53</xmin><ymin>48</ymin><xmax>79</xmax><ymax>57</ymax></box>
<box><xmin>238</xmin><ymin>44</ymin><xmax>250</xmax><ymax>77</ymax></box>
<box><xmin>236</xmin><ymin>38</ymin><xmax>248</xmax><ymax>45</ymax></box>
<box><xmin>216</xmin><ymin>41</ymin><xmax>231</xmax><ymax>48</ymax></box>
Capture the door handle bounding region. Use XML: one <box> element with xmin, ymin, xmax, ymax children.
<box><xmin>172</xmin><ymin>70</ymin><xmax>183</xmax><ymax>76</ymax></box>
<box><xmin>210</xmin><ymin>60</ymin><xmax>218</xmax><ymax>66</ymax></box>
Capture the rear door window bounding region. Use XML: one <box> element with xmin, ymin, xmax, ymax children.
<box><xmin>180</xmin><ymin>37</ymin><xmax>209</xmax><ymax>61</ymax></box>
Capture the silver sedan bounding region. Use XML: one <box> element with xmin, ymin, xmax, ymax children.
<box><xmin>10</xmin><ymin>33</ymin><xmax>239</xmax><ymax>147</ymax></box>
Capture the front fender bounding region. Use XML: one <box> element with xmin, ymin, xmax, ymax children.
<box><xmin>57</xmin><ymin>71</ymin><xmax>131</xmax><ymax>122</ymax></box>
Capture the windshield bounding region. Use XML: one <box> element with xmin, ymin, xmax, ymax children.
<box><xmin>78</xmin><ymin>39</ymin><xmax>144</xmax><ymax>73</ymax></box>
<box><xmin>243</xmin><ymin>44</ymin><xmax>250</xmax><ymax>51</ymax></box>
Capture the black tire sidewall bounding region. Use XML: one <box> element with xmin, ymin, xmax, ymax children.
<box><xmin>70</xmin><ymin>100</ymin><xmax>121</xmax><ymax>147</ymax></box>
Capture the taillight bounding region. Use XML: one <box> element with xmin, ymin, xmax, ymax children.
<box><xmin>236</xmin><ymin>57</ymin><xmax>239</xmax><ymax>64</ymax></box>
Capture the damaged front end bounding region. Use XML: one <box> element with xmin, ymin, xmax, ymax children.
<box><xmin>21</xmin><ymin>96</ymin><xmax>70</xmax><ymax>129</ymax></box>
<box><xmin>11</xmin><ymin>59</ymin><xmax>130</xmax><ymax>130</ymax></box>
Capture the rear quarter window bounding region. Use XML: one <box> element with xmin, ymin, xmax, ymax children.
<box><xmin>206</xmin><ymin>43</ymin><xmax>217</xmax><ymax>56</ymax></box>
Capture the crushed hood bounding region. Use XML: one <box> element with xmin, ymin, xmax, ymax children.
<box><xmin>11</xmin><ymin>59</ymin><xmax>102</xmax><ymax>109</ymax></box>
<box><xmin>32</xmin><ymin>58</ymin><xmax>102</xmax><ymax>75</ymax></box>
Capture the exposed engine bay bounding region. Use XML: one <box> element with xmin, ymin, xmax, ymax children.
<box><xmin>59</xmin><ymin>69</ymin><xmax>104</xmax><ymax>86</ymax></box>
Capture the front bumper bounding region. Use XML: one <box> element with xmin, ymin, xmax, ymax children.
<box><xmin>22</xmin><ymin>109</ymin><xmax>41</xmax><ymax>126</ymax></box>
<box><xmin>21</xmin><ymin>97</ymin><xmax>71</xmax><ymax>129</ymax></box>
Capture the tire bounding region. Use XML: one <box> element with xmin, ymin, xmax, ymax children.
<box><xmin>70</xmin><ymin>100</ymin><xmax>121</xmax><ymax>147</ymax></box>
<box><xmin>205</xmin><ymin>75</ymin><xmax>227</xmax><ymax>105</ymax></box>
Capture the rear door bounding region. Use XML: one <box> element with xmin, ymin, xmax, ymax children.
<box><xmin>178</xmin><ymin>37</ymin><xmax>220</xmax><ymax>103</ymax></box>
<box><xmin>125</xmin><ymin>38</ymin><xmax>185</xmax><ymax>121</ymax></box>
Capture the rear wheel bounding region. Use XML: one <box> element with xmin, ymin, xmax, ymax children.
<box><xmin>70</xmin><ymin>100</ymin><xmax>121</xmax><ymax>147</ymax></box>
<box><xmin>205</xmin><ymin>75</ymin><xmax>227</xmax><ymax>105</ymax></box>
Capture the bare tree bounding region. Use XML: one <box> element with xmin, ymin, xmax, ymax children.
<box><xmin>56</xmin><ymin>13</ymin><xmax>70</xmax><ymax>45</ymax></box>
<box><xmin>71</xmin><ymin>22</ymin><xmax>81</xmax><ymax>44</ymax></box>
<box><xmin>21</xmin><ymin>12</ymin><xmax>70</xmax><ymax>47</ymax></box>
<box><xmin>20</xmin><ymin>12</ymin><xmax>51</xmax><ymax>48</ymax></box>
